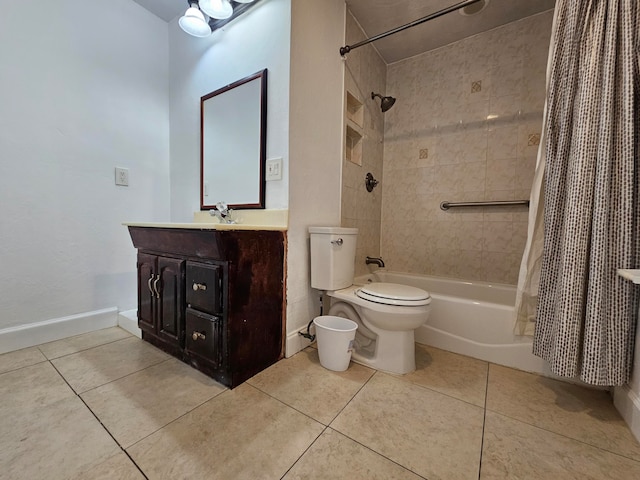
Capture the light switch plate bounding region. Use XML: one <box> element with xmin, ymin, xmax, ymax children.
<box><xmin>115</xmin><ymin>167</ymin><xmax>129</xmax><ymax>186</ymax></box>
<box><xmin>266</xmin><ymin>158</ymin><xmax>283</xmax><ymax>181</ymax></box>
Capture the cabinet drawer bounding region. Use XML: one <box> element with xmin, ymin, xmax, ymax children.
<box><xmin>185</xmin><ymin>308</ymin><xmax>223</xmax><ymax>366</ymax></box>
<box><xmin>186</xmin><ymin>262</ymin><xmax>221</xmax><ymax>314</ymax></box>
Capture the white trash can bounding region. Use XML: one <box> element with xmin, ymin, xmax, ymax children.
<box><xmin>313</xmin><ymin>315</ymin><xmax>358</xmax><ymax>371</ymax></box>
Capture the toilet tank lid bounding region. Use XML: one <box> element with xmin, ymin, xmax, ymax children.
<box><xmin>309</xmin><ymin>226</ymin><xmax>358</xmax><ymax>235</ymax></box>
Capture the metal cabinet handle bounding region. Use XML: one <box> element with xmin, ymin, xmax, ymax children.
<box><xmin>192</xmin><ymin>331</ymin><xmax>206</xmax><ymax>341</ymax></box>
<box><xmin>147</xmin><ymin>275</ymin><xmax>154</xmax><ymax>294</ymax></box>
<box><xmin>152</xmin><ymin>275</ymin><xmax>161</xmax><ymax>299</ymax></box>
<box><xmin>192</xmin><ymin>282</ymin><xmax>207</xmax><ymax>291</ymax></box>
<box><xmin>331</xmin><ymin>238</ymin><xmax>344</xmax><ymax>246</ymax></box>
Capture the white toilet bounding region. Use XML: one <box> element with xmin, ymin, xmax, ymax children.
<box><xmin>309</xmin><ymin>226</ymin><xmax>431</xmax><ymax>374</ymax></box>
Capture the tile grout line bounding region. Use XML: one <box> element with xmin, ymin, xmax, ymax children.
<box><xmin>38</xmin><ymin>332</ymin><xmax>135</xmax><ymax>361</ymax></box>
<box><xmin>0</xmin><ymin>359</ymin><xmax>49</xmax><ymax>377</ymax></box>
<box><xmin>243</xmin><ymin>382</ymin><xmax>327</xmax><ymax>427</ymax></box>
<box><xmin>484</xmin><ymin>407</ymin><xmax>640</xmax><ymax>465</ymax></box>
<box><xmin>68</xmin><ymin>348</ymin><xmax>229</xmax><ymax>450</ymax></box>
<box><xmin>325</xmin><ymin>368</ymin><xmax>377</xmax><ymax>424</ymax></box>
<box><xmin>245</xmin><ymin>364</ymin><xmax>377</xmax><ymax>429</ymax></box>
<box><xmin>77</xmin><ymin>357</ymin><xmax>173</xmax><ymax>396</ymax></box>
<box><xmin>48</xmin><ymin>359</ymin><xmax>150</xmax><ymax>480</ymax></box>
<box><xmin>258</xmin><ymin>370</ymin><xmax>428</xmax><ymax>480</ymax></box>
<box><xmin>41</xmin><ymin>336</ymin><xmax>199</xmax><ymax>479</ymax></box>
<box><xmin>484</xmin><ymin>362</ymin><xmax>640</xmax><ymax>466</ymax></box>
<box><xmin>327</xmin><ymin>371</ymin><xmax>429</xmax><ymax>479</ymax></box>
<box><xmin>124</xmin><ymin>385</ymin><xmax>229</xmax><ymax>450</ymax></box>
<box><xmin>397</xmin><ymin>373</ymin><xmax>487</xmax><ymax>409</ymax></box>
<box><xmin>278</xmin><ymin>425</ymin><xmax>329</xmax><ymax>479</ymax></box>
<box><xmin>249</xmin><ymin>353</ymin><xmax>484</xmax><ymax>479</ymax></box>
<box><xmin>477</xmin><ymin>362</ymin><xmax>491</xmax><ymax>480</ymax></box>
<box><xmin>153</xmin><ymin>381</ymin><xmax>330</xmax><ymax>480</ymax></box>
<box><xmin>325</xmin><ymin>426</ymin><xmax>429</xmax><ymax>480</ymax></box>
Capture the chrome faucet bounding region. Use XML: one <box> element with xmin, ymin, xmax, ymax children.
<box><xmin>209</xmin><ymin>201</ymin><xmax>236</xmax><ymax>224</ymax></box>
<box><xmin>366</xmin><ymin>256</ymin><xmax>385</xmax><ymax>268</ymax></box>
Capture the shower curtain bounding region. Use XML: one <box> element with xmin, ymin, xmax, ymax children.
<box><xmin>515</xmin><ymin>0</ymin><xmax>639</xmax><ymax>386</ymax></box>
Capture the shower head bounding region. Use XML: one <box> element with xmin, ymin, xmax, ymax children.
<box><xmin>371</xmin><ymin>92</ymin><xmax>396</xmax><ymax>112</ymax></box>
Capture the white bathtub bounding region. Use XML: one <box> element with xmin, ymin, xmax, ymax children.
<box><xmin>355</xmin><ymin>271</ymin><xmax>548</xmax><ymax>374</ymax></box>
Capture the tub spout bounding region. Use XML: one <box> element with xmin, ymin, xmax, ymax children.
<box><xmin>366</xmin><ymin>256</ymin><xmax>385</xmax><ymax>268</ymax></box>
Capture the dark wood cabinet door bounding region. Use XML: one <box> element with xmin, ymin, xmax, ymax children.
<box><xmin>137</xmin><ymin>253</ymin><xmax>157</xmax><ymax>334</ymax></box>
<box><xmin>186</xmin><ymin>262</ymin><xmax>222</xmax><ymax>314</ymax></box>
<box><xmin>185</xmin><ymin>308</ymin><xmax>223</xmax><ymax>368</ymax></box>
<box><xmin>157</xmin><ymin>257</ymin><xmax>185</xmax><ymax>346</ymax></box>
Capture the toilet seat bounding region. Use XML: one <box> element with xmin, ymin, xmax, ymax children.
<box><xmin>356</xmin><ymin>283</ymin><xmax>431</xmax><ymax>306</ymax></box>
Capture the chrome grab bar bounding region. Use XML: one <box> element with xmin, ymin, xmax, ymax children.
<box><xmin>440</xmin><ymin>200</ymin><xmax>530</xmax><ymax>210</ymax></box>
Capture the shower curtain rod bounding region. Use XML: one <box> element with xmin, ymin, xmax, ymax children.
<box><xmin>339</xmin><ymin>0</ymin><xmax>483</xmax><ymax>56</ymax></box>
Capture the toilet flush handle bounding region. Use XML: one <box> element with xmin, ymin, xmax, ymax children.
<box><xmin>331</xmin><ymin>238</ymin><xmax>344</xmax><ymax>246</ymax></box>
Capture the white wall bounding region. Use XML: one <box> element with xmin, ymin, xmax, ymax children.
<box><xmin>614</xmin><ymin>304</ymin><xmax>640</xmax><ymax>442</ymax></box>
<box><xmin>286</xmin><ymin>0</ymin><xmax>346</xmax><ymax>355</ymax></box>
<box><xmin>168</xmin><ymin>0</ymin><xmax>291</xmax><ymax>222</ymax></box>
<box><xmin>0</xmin><ymin>0</ymin><xmax>170</xmax><ymax>330</ymax></box>
<box><xmin>632</xmin><ymin>329</ymin><xmax>640</xmax><ymax>408</ymax></box>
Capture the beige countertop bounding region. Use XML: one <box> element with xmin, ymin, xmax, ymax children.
<box><xmin>123</xmin><ymin>222</ymin><xmax>287</xmax><ymax>231</ymax></box>
<box><xmin>124</xmin><ymin>209</ymin><xmax>288</xmax><ymax>232</ymax></box>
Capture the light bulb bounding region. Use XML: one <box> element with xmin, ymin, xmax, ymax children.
<box><xmin>179</xmin><ymin>5</ymin><xmax>211</xmax><ymax>37</ymax></box>
<box><xmin>200</xmin><ymin>0</ymin><xmax>233</xmax><ymax>20</ymax></box>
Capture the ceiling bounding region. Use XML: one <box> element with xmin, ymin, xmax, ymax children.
<box><xmin>132</xmin><ymin>0</ymin><xmax>555</xmax><ymax>63</ymax></box>
<box><xmin>132</xmin><ymin>0</ymin><xmax>185</xmax><ymax>22</ymax></box>
<box><xmin>345</xmin><ymin>0</ymin><xmax>555</xmax><ymax>63</ymax></box>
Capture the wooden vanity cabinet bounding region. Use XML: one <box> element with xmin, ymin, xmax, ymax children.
<box><xmin>128</xmin><ymin>226</ymin><xmax>285</xmax><ymax>388</ymax></box>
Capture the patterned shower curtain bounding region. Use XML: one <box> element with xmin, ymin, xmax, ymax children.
<box><xmin>531</xmin><ymin>0</ymin><xmax>639</xmax><ymax>386</ymax></box>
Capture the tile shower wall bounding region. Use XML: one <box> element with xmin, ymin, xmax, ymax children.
<box><xmin>381</xmin><ymin>11</ymin><xmax>553</xmax><ymax>284</ymax></box>
<box><xmin>342</xmin><ymin>12</ymin><xmax>388</xmax><ymax>276</ymax></box>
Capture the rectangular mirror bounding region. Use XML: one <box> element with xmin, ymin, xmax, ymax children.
<box><xmin>201</xmin><ymin>69</ymin><xmax>267</xmax><ymax>210</ymax></box>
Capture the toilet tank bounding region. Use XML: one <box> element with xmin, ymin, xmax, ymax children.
<box><xmin>309</xmin><ymin>226</ymin><xmax>358</xmax><ymax>291</ymax></box>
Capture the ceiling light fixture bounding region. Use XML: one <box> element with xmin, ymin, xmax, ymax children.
<box><xmin>234</xmin><ymin>0</ymin><xmax>256</xmax><ymax>3</ymax></box>
<box><xmin>200</xmin><ymin>0</ymin><xmax>234</xmax><ymax>20</ymax></box>
<box><xmin>179</xmin><ymin>2</ymin><xmax>212</xmax><ymax>37</ymax></box>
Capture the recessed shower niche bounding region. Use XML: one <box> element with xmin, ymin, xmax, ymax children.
<box><xmin>345</xmin><ymin>91</ymin><xmax>363</xmax><ymax>165</ymax></box>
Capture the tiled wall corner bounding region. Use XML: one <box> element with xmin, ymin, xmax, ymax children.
<box><xmin>343</xmin><ymin>10</ymin><xmax>387</xmax><ymax>276</ymax></box>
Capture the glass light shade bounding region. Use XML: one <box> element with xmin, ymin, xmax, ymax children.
<box><xmin>179</xmin><ymin>7</ymin><xmax>212</xmax><ymax>37</ymax></box>
<box><xmin>200</xmin><ymin>0</ymin><xmax>233</xmax><ymax>20</ymax></box>
<box><xmin>234</xmin><ymin>0</ymin><xmax>256</xmax><ymax>3</ymax></box>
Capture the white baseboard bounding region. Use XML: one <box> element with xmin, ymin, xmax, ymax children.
<box><xmin>118</xmin><ymin>309</ymin><xmax>142</xmax><ymax>338</ymax></box>
<box><xmin>614</xmin><ymin>385</ymin><xmax>640</xmax><ymax>442</ymax></box>
<box><xmin>285</xmin><ymin>325</ymin><xmax>315</xmax><ymax>358</ymax></box>
<box><xmin>0</xmin><ymin>307</ymin><xmax>119</xmax><ymax>354</ymax></box>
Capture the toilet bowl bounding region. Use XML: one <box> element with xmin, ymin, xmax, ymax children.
<box><xmin>327</xmin><ymin>284</ymin><xmax>430</xmax><ymax>374</ymax></box>
<box><xmin>309</xmin><ymin>226</ymin><xmax>431</xmax><ymax>374</ymax></box>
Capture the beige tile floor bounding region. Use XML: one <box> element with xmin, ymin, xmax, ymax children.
<box><xmin>1</xmin><ymin>328</ymin><xmax>640</xmax><ymax>479</ymax></box>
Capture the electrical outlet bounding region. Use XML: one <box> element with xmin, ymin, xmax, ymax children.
<box><xmin>266</xmin><ymin>158</ymin><xmax>283</xmax><ymax>181</ymax></box>
<box><xmin>115</xmin><ymin>167</ymin><xmax>129</xmax><ymax>186</ymax></box>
